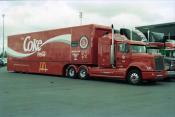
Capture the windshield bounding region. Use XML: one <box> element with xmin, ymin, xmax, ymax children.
<box><xmin>147</xmin><ymin>48</ymin><xmax>161</xmax><ymax>55</ymax></box>
<box><xmin>131</xmin><ymin>45</ymin><xmax>146</xmax><ymax>53</ymax></box>
<box><xmin>149</xmin><ymin>32</ymin><xmax>164</xmax><ymax>42</ymax></box>
<box><xmin>120</xmin><ymin>28</ymin><xmax>147</xmax><ymax>42</ymax></box>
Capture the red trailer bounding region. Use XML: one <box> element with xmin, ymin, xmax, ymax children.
<box><xmin>7</xmin><ymin>24</ymin><xmax>167</xmax><ymax>84</ymax></box>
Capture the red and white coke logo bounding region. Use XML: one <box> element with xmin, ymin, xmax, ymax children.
<box><xmin>23</xmin><ymin>36</ymin><xmax>43</xmax><ymax>52</ymax></box>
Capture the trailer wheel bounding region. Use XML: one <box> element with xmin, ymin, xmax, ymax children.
<box><xmin>67</xmin><ymin>67</ymin><xmax>77</xmax><ymax>78</ymax></box>
<box><xmin>78</xmin><ymin>67</ymin><xmax>89</xmax><ymax>80</ymax></box>
<box><xmin>127</xmin><ymin>69</ymin><xmax>142</xmax><ymax>85</ymax></box>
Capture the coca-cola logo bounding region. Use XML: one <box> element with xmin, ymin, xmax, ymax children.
<box><xmin>23</xmin><ymin>36</ymin><xmax>43</xmax><ymax>52</ymax></box>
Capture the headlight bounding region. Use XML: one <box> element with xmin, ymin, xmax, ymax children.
<box><xmin>146</xmin><ymin>66</ymin><xmax>152</xmax><ymax>71</ymax></box>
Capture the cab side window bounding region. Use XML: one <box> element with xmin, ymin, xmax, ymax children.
<box><xmin>118</xmin><ymin>43</ymin><xmax>129</xmax><ymax>53</ymax></box>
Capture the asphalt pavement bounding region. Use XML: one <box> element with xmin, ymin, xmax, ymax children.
<box><xmin>0</xmin><ymin>66</ymin><xmax>175</xmax><ymax>117</ymax></box>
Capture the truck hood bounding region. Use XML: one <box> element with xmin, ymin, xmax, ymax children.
<box><xmin>131</xmin><ymin>53</ymin><xmax>164</xmax><ymax>71</ymax></box>
<box><xmin>131</xmin><ymin>53</ymin><xmax>155</xmax><ymax>67</ymax></box>
<box><xmin>131</xmin><ymin>53</ymin><xmax>155</xmax><ymax>59</ymax></box>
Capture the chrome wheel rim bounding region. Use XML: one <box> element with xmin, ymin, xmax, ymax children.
<box><xmin>80</xmin><ymin>70</ymin><xmax>86</xmax><ymax>78</ymax></box>
<box><xmin>130</xmin><ymin>73</ymin><xmax>139</xmax><ymax>84</ymax></box>
<box><xmin>69</xmin><ymin>68</ymin><xmax>75</xmax><ymax>77</ymax></box>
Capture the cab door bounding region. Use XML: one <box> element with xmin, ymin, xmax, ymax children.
<box><xmin>116</xmin><ymin>43</ymin><xmax>131</xmax><ymax>68</ymax></box>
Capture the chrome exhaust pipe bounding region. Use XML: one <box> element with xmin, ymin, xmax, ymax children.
<box><xmin>110</xmin><ymin>24</ymin><xmax>115</xmax><ymax>66</ymax></box>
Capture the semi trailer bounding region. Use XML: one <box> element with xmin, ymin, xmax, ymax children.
<box><xmin>7</xmin><ymin>24</ymin><xmax>167</xmax><ymax>84</ymax></box>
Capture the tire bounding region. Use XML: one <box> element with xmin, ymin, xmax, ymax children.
<box><xmin>78</xmin><ymin>67</ymin><xmax>89</xmax><ymax>80</ymax></box>
<box><xmin>163</xmin><ymin>77</ymin><xmax>171</xmax><ymax>82</ymax></box>
<box><xmin>127</xmin><ymin>69</ymin><xmax>142</xmax><ymax>85</ymax></box>
<box><xmin>66</xmin><ymin>67</ymin><xmax>77</xmax><ymax>78</ymax></box>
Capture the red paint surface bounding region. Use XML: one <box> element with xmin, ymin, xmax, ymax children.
<box><xmin>8</xmin><ymin>24</ymin><xmax>166</xmax><ymax>81</ymax></box>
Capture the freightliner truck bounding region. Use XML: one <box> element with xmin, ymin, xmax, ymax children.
<box><xmin>147</xmin><ymin>41</ymin><xmax>175</xmax><ymax>78</ymax></box>
<box><xmin>7</xmin><ymin>24</ymin><xmax>167</xmax><ymax>84</ymax></box>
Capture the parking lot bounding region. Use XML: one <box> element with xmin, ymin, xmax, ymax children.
<box><xmin>0</xmin><ymin>66</ymin><xmax>175</xmax><ymax>117</ymax></box>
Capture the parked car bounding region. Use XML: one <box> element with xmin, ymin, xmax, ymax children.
<box><xmin>0</xmin><ymin>58</ymin><xmax>7</xmax><ymax>66</ymax></box>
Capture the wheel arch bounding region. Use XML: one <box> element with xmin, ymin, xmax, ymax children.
<box><xmin>78</xmin><ymin>65</ymin><xmax>89</xmax><ymax>73</ymax></box>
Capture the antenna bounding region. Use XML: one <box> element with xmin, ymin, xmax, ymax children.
<box><xmin>2</xmin><ymin>14</ymin><xmax>5</xmax><ymax>59</ymax></box>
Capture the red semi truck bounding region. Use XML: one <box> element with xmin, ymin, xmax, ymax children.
<box><xmin>7</xmin><ymin>24</ymin><xmax>167</xmax><ymax>84</ymax></box>
<box><xmin>147</xmin><ymin>42</ymin><xmax>175</xmax><ymax>78</ymax></box>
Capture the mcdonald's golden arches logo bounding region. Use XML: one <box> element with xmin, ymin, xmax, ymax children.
<box><xmin>39</xmin><ymin>62</ymin><xmax>48</xmax><ymax>72</ymax></box>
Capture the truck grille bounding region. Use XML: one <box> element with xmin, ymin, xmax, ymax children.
<box><xmin>155</xmin><ymin>57</ymin><xmax>164</xmax><ymax>71</ymax></box>
<box><xmin>170</xmin><ymin>60</ymin><xmax>175</xmax><ymax>71</ymax></box>
<box><xmin>164</xmin><ymin>57</ymin><xmax>175</xmax><ymax>71</ymax></box>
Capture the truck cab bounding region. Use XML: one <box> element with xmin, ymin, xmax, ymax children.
<box><xmin>91</xmin><ymin>33</ymin><xmax>166</xmax><ymax>84</ymax></box>
<box><xmin>123</xmin><ymin>28</ymin><xmax>174</xmax><ymax>79</ymax></box>
<box><xmin>146</xmin><ymin>41</ymin><xmax>175</xmax><ymax>78</ymax></box>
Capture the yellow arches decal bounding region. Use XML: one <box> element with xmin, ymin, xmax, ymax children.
<box><xmin>39</xmin><ymin>62</ymin><xmax>48</xmax><ymax>72</ymax></box>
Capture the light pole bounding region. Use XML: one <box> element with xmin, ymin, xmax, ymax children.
<box><xmin>79</xmin><ymin>12</ymin><xmax>82</xmax><ymax>25</ymax></box>
<box><xmin>2</xmin><ymin>14</ymin><xmax>5</xmax><ymax>59</ymax></box>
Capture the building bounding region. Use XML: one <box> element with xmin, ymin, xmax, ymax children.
<box><xmin>136</xmin><ymin>22</ymin><xmax>175</xmax><ymax>42</ymax></box>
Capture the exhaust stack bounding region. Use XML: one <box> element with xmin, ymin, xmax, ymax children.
<box><xmin>147</xmin><ymin>29</ymin><xmax>150</xmax><ymax>42</ymax></box>
<box><xmin>110</xmin><ymin>24</ymin><xmax>115</xmax><ymax>66</ymax></box>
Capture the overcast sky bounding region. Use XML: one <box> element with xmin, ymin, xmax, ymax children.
<box><xmin>0</xmin><ymin>0</ymin><xmax>175</xmax><ymax>52</ymax></box>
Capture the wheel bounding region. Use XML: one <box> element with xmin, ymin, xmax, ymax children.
<box><xmin>127</xmin><ymin>69</ymin><xmax>142</xmax><ymax>85</ymax></box>
<box><xmin>66</xmin><ymin>66</ymin><xmax>77</xmax><ymax>78</ymax></box>
<box><xmin>78</xmin><ymin>67</ymin><xmax>89</xmax><ymax>80</ymax></box>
